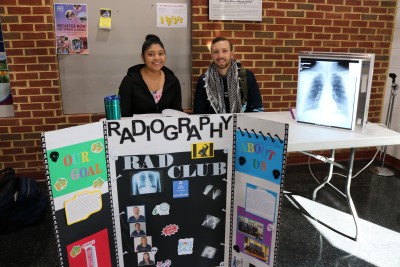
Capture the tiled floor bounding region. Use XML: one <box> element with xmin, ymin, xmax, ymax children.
<box><xmin>278</xmin><ymin>159</ymin><xmax>400</xmax><ymax>267</ymax></box>
<box><xmin>0</xmin><ymin>159</ymin><xmax>399</xmax><ymax>267</ymax></box>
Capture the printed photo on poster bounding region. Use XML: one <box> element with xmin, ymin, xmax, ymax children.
<box><xmin>236</xmin><ymin>205</ymin><xmax>273</xmax><ymax>265</ymax></box>
<box><xmin>137</xmin><ymin>252</ymin><xmax>155</xmax><ymax>266</ymax></box>
<box><xmin>134</xmin><ymin>236</ymin><xmax>153</xmax><ymax>252</ymax></box>
<box><xmin>243</xmin><ymin>236</ymin><xmax>269</xmax><ymax>262</ymax></box>
<box><xmin>54</xmin><ymin>3</ymin><xmax>88</xmax><ymax>54</ymax></box>
<box><xmin>127</xmin><ymin>205</ymin><xmax>146</xmax><ymax>222</ymax></box>
<box><xmin>131</xmin><ymin>170</ymin><xmax>163</xmax><ymax>195</ymax></box>
<box><xmin>238</xmin><ymin>215</ymin><xmax>264</xmax><ymax>241</ymax></box>
<box><xmin>130</xmin><ymin>222</ymin><xmax>147</xmax><ymax>237</ymax></box>
<box><xmin>201</xmin><ymin>246</ymin><xmax>217</xmax><ymax>259</ymax></box>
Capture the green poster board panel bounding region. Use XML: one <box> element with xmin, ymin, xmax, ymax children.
<box><xmin>47</xmin><ymin>138</ymin><xmax>107</xmax><ymax>198</ymax></box>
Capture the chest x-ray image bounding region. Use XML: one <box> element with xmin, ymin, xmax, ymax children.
<box><xmin>296</xmin><ymin>59</ymin><xmax>359</xmax><ymax>130</ymax></box>
<box><xmin>132</xmin><ymin>170</ymin><xmax>162</xmax><ymax>195</ymax></box>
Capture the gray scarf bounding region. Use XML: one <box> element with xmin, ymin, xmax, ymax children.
<box><xmin>203</xmin><ymin>59</ymin><xmax>242</xmax><ymax>113</ymax></box>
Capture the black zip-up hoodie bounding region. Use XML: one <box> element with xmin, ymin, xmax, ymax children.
<box><xmin>118</xmin><ymin>64</ymin><xmax>182</xmax><ymax>116</ymax></box>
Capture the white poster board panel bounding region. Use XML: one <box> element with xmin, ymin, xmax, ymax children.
<box><xmin>106</xmin><ymin>114</ymin><xmax>234</xmax><ymax>266</ymax></box>
<box><xmin>230</xmin><ymin>114</ymin><xmax>288</xmax><ymax>267</ymax></box>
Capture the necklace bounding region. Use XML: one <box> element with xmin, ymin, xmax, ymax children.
<box><xmin>142</xmin><ymin>69</ymin><xmax>163</xmax><ymax>94</ymax></box>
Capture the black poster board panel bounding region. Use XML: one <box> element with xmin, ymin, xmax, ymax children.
<box><xmin>55</xmin><ymin>195</ymin><xmax>117</xmax><ymax>266</ymax></box>
<box><xmin>115</xmin><ymin>150</ymin><xmax>228</xmax><ymax>266</ymax></box>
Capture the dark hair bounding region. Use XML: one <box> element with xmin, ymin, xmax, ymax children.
<box><xmin>211</xmin><ymin>36</ymin><xmax>233</xmax><ymax>51</ymax></box>
<box><xmin>142</xmin><ymin>34</ymin><xmax>165</xmax><ymax>56</ymax></box>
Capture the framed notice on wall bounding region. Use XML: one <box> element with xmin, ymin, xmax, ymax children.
<box><xmin>209</xmin><ymin>0</ymin><xmax>262</xmax><ymax>21</ymax></box>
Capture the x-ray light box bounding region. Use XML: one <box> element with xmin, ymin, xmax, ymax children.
<box><xmin>296</xmin><ymin>52</ymin><xmax>375</xmax><ymax>131</ymax></box>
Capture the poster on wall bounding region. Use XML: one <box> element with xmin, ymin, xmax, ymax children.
<box><xmin>42</xmin><ymin>114</ymin><xmax>289</xmax><ymax>266</ymax></box>
<box><xmin>209</xmin><ymin>0</ymin><xmax>262</xmax><ymax>21</ymax></box>
<box><xmin>42</xmin><ymin>122</ymin><xmax>118</xmax><ymax>267</ymax></box>
<box><xmin>0</xmin><ymin>18</ymin><xmax>14</xmax><ymax>117</ymax></box>
<box><xmin>157</xmin><ymin>3</ymin><xmax>188</xmax><ymax>28</ymax></box>
<box><xmin>54</xmin><ymin>3</ymin><xmax>89</xmax><ymax>55</ymax></box>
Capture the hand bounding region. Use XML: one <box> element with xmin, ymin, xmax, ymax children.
<box><xmin>203</xmin><ymin>185</ymin><xmax>213</xmax><ymax>195</ymax></box>
<box><xmin>212</xmin><ymin>189</ymin><xmax>221</xmax><ymax>200</ymax></box>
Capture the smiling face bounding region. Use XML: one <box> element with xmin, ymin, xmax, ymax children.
<box><xmin>142</xmin><ymin>44</ymin><xmax>165</xmax><ymax>72</ymax></box>
<box><xmin>211</xmin><ymin>40</ymin><xmax>234</xmax><ymax>76</ymax></box>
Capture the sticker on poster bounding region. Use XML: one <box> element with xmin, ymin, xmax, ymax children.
<box><xmin>64</xmin><ymin>191</ymin><xmax>102</xmax><ymax>225</ymax></box>
<box><xmin>203</xmin><ymin>184</ymin><xmax>222</xmax><ymax>200</ymax></box>
<box><xmin>161</xmin><ymin>224</ymin><xmax>179</xmax><ymax>236</ymax></box>
<box><xmin>66</xmin><ymin>229</ymin><xmax>112</xmax><ymax>266</ymax></box>
<box><xmin>191</xmin><ymin>142</ymin><xmax>214</xmax><ymax>159</ymax></box>
<box><xmin>201</xmin><ymin>215</ymin><xmax>220</xmax><ymax>229</ymax></box>
<box><xmin>152</xmin><ymin>202</ymin><xmax>170</xmax><ymax>216</ymax></box>
<box><xmin>173</xmin><ymin>180</ymin><xmax>189</xmax><ymax>198</ymax></box>
<box><xmin>177</xmin><ymin>238</ymin><xmax>194</xmax><ymax>255</ymax></box>
<box><xmin>201</xmin><ymin>246</ymin><xmax>217</xmax><ymax>259</ymax></box>
<box><xmin>156</xmin><ymin>259</ymin><xmax>172</xmax><ymax>267</ymax></box>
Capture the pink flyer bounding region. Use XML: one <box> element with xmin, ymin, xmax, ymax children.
<box><xmin>54</xmin><ymin>3</ymin><xmax>88</xmax><ymax>55</ymax></box>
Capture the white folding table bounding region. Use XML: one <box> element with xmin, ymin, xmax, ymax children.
<box><xmin>248</xmin><ymin>111</ymin><xmax>400</xmax><ymax>240</ymax></box>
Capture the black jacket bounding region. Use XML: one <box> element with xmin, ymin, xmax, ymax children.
<box><xmin>118</xmin><ymin>64</ymin><xmax>182</xmax><ymax>116</ymax></box>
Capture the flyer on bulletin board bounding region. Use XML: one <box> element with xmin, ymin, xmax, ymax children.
<box><xmin>99</xmin><ymin>8</ymin><xmax>112</xmax><ymax>29</ymax></box>
<box><xmin>54</xmin><ymin>3</ymin><xmax>89</xmax><ymax>55</ymax></box>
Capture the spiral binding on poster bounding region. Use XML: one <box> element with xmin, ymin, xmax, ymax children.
<box><xmin>228</xmin><ymin>114</ymin><xmax>238</xmax><ymax>265</ymax></box>
<box><xmin>102</xmin><ymin>120</ymin><xmax>120</xmax><ymax>267</ymax></box>
<box><xmin>237</xmin><ymin>127</ymin><xmax>283</xmax><ymax>143</ymax></box>
<box><xmin>251</xmin><ymin>129</ymin><xmax>258</xmax><ymax>137</ymax></box>
<box><xmin>273</xmin><ymin>124</ymin><xmax>289</xmax><ymax>265</ymax></box>
<box><xmin>41</xmin><ymin>132</ymin><xmax>65</xmax><ymax>267</ymax></box>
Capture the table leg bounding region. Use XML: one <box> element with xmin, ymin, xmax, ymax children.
<box><xmin>312</xmin><ymin>149</ymin><xmax>336</xmax><ymax>200</ymax></box>
<box><xmin>308</xmin><ymin>148</ymin><xmax>359</xmax><ymax>241</ymax></box>
<box><xmin>346</xmin><ymin>148</ymin><xmax>359</xmax><ymax>241</ymax></box>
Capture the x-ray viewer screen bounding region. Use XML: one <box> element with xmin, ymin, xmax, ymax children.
<box><xmin>296</xmin><ymin>58</ymin><xmax>360</xmax><ymax>130</ymax></box>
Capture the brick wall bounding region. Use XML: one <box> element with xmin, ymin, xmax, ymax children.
<box><xmin>0</xmin><ymin>0</ymin><xmax>103</xmax><ymax>177</ymax></box>
<box><xmin>0</xmin><ymin>0</ymin><xmax>398</xmax><ymax>175</ymax></box>
<box><xmin>192</xmin><ymin>0</ymin><xmax>396</xmax><ymax>115</ymax></box>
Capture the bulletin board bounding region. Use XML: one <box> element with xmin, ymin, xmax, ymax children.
<box><xmin>56</xmin><ymin>0</ymin><xmax>192</xmax><ymax>114</ymax></box>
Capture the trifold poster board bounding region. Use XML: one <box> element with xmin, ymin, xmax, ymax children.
<box><xmin>42</xmin><ymin>114</ymin><xmax>289</xmax><ymax>267</ymax></box>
